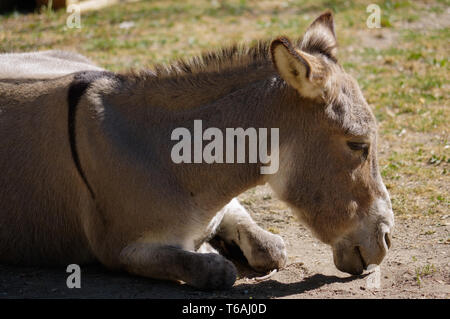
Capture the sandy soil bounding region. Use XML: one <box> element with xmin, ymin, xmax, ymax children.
<box><xmin>0</xmin><ymin>184</ymin><xmax>448</xmax><ymax>299</ymax></box>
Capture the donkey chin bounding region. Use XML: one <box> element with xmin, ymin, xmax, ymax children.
<box><xmin>331</xmin><ymin>198</ymin><xmax>394</xmax><ymax>275</ymax></box>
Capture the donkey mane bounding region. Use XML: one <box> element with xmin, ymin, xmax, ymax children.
<box><xmin>143</xmin><ymin>39</ymin><xmax>276</xmax><ymax>78</ymax></box>
<box><xmin>118</xmin><ymin>39</ymin><xmax>304</xmax><ymax>110</ymax></box>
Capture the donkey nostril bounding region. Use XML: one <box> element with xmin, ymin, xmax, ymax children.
<box><xmin>384</xmin><ymin>232</ymin><xmax>392</xmax><ymax>249</ymax></box>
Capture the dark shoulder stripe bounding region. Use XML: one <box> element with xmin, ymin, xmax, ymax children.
<box><xmin>67</xmin><ymin>70</ymin><xmax>118</xmax><ymax>198</ymax></box>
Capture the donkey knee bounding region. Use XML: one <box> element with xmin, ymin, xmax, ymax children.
<box><xmin>217</xmin><ymin>198</ymin><xmax>287</xmax><ymax>272</ymax></box>
<box><xmin>241</xmin><ymin>227</ymin><xmax>287</xmax><ymax>272</ymax></box>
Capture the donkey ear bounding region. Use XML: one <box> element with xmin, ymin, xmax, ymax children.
<box><xmin>301</xmin><ymin>11</ymin><xmax>338</xmax><ymax>62</ymax></box>
<box><xmin>270</xmin><ymin>37</ymin><xmax>326</xmax><ymax>99</ymax></box>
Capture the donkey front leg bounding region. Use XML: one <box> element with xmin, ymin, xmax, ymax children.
<box><xmin>216</xmin><ymin>199</ymin><xmax>287</xmax><ymax>272</ymax></box>
<box><xmin>119</xmin><ymin>243</ymin><xmax>237</xmax><ymax>290</ymax></box>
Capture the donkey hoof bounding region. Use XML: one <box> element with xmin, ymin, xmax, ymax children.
<box><xmin>190</xmin><ymin>253</ymin><xmax>237</xmax><ymax>290</ymax></box>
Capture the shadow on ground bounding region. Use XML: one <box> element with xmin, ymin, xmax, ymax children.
<box><xmin>0</xmin><ymin>261</ymin><xmax>364</xmax><ymax>299</ymax></box>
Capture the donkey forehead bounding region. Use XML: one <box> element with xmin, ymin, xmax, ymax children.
<box><xmin>324</xmin><ymin>70</ymin><xmax>377</xmax><ymax>138</ymax></box>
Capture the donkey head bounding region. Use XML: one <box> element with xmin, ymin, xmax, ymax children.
<box><xmin>268</xmin><ymin>12</ymin><xmax>394</xmax><ymax>275</ymax></box>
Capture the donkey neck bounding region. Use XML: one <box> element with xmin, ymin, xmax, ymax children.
<box><xmin>169</xmin><ymin>78</ymin><xmax>286</xmax><ymax>209</ymax></box>
<box><xmin>90</xmin><ymin>58</ymin><xmax>302</xmax><ymax>218</ymax></box>
<box><xmin>142</xmin><ymin>62</ymin><xmax>276</xmax><ymax>110</ymax></box>
<box><xmin>105</xmin><ymin>65</ymin><xmax>294</xmax><ymax>212</ymax></box>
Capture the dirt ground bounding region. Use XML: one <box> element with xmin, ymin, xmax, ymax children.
<box><xmin>0</xmin><ymin>185</ymin><xmax>448</xmax><ymax>299</ymax></box>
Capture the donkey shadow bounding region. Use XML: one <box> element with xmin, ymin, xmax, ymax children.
<box><xmin>0</xmin><ymin>261</ymin><xmax>367</xmax><ymax>299</ymax></box>
<box><xmin>232</xmin><ymin>274</ymin><xmax>367</xmax><ymax>298</ymax></box>
<box><xmin>0</xmin><ymin>241</ymin><xmax>366</xmax><ymax>298</ymax></box>
<box><xmin>0</xmin><ymin>240</ymin><xmax>367</xmax><ymax>298</ymax></box>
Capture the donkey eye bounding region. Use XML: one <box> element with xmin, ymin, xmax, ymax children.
<box><xmin>347</xmin><ymin>142</ymin><xmax>369</xmax><ymax>151</ymax></box>
<box><xmin>347</xmin><ymin>142</ymin><xmax>369</xmax><ymax>159</ymax></box>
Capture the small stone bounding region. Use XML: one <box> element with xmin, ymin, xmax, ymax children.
<box><xmin>119</xmin><ymin>21</ymin><xmax>135</xmax><ymax>29</ymax></box>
